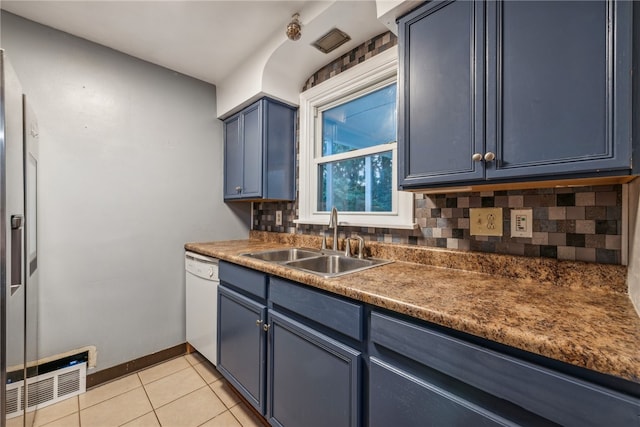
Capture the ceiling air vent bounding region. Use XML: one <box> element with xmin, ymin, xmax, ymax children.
<box><xmin>312</xmin><ymin>28</ymin><xmax>351</xmax><ymax>54</ymax></box>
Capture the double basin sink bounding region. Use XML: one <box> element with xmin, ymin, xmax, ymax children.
<box><xmin>241</xmin><ymin>248</ymin><xmax>392</xmax><ymax>278</ymax></box>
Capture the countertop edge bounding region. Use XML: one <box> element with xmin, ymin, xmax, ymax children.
<box><xmin>184</xmin><ymin>239</ymin><xmax>640</xmax><ymax>385</ymax></box>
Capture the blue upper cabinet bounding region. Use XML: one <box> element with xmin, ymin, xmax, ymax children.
<box><xmin>486</xmin><ymin>1</ymin><xmax>633</xmax><ymax>180</ymax></box>
<box><xmin>224</xmin><ymin>97</ymin><xmax>297</xmax><ymax>201</ymax></box>
<box><xmin>398</xmin><ymin>1</ymin><xmax>485</xmax><ymax>187</ymax></box>
<box><xmin>398</xmin><ymin>0</ymin><xmax>636</xmax><ymax>190</ymax></box>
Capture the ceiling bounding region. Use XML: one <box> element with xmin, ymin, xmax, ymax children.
<box><xmin>0</xmin><ymin>0</ymin><xmax>388</xmax><ymax>86</ymax></box>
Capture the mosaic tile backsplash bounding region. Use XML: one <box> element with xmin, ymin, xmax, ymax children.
<box><xmin>252</xmin><ymin>31</ymin><xmax>624</xmax><ymax>265</ymax></box>
<box><xmin>254</xmin><ymin>186</ymin><xmax>623</xmax><ymax>265</ymax></box>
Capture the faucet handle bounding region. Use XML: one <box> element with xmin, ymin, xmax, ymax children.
<box><xmin>344</xmin><ymin>237</ymin><xmax>352</xmax><ymax>257</ymax></box>
<box><xmin>321</xmin><ymin>232</ymin><xmax>327</xmax><ymax>250</ymax></box>
<box><xmin>353</xmin><ymin>235</ymin><xmax>365</xmax><ymax>259</ymax></box>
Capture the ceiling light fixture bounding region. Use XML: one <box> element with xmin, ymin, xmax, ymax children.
<box><xmin>286</xmin><ymin>13</ymin><xmax>302</xmax><ymax>41</ymax></box>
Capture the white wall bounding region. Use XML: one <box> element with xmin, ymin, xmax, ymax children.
<box><xmin>216</xmin><ymin>1</ymin><xmax>387</xmax><ymax>118</ymax></box>
<box><xmin>1</xmin><ymin>12</ymin><xmax>250</xmax><ymax>371</ymax></box>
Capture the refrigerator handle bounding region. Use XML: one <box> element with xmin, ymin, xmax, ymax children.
<box><xmin>10</xmin><ymin>214</ymin><xmax>24</xmax><ymax>295</ymax></box>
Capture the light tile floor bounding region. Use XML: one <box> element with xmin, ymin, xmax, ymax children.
<box><xmin>23</xmin><ymin>353</ymin><xmax>267</xmax><ymax>427</ymax></box>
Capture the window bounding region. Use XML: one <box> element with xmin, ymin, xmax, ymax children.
<box><xmin>318</xmin><ymin>84</ymin><xmax>396</xmax><ymax>213</ymax></box>
<box><xmin>296</xmin><ymin>48</ymin><xmax>415</xmax><ymax>228</ymax></box>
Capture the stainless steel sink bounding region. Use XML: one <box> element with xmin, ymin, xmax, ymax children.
<box><xmin>242</xmin><ymin>248</ymin><xmax>321</xmax><ymax>262</ymax></box>
<box><xmin>242</xmin><ymin>248</ymin><xmax>392</xmax><ymax>278</ymax></box>
<box><xmin>283</xmin><ymin>254</ymin><xmax>392</xmax><ymax>278</ymax></box>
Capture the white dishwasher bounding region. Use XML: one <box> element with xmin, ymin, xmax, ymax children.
<box><xmin>185</xmin><ymin>251</ymin><xmax>219</xmax><ymax>365</ymax></box>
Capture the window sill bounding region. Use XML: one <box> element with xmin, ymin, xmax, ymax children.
<box><xmin>293</xmin><ymin>218</ymin><xmax>419</xmax><ymax>230</ymax></box>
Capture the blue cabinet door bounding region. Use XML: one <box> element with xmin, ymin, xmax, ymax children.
<box><xmin>267</xmin><ymin>310</ymin><xmax>361</xmax><ymax>427</ymax></box>
<box><xmin>217</xmin><ymin>285</ymin><xmax>267</xmax><ymax>414</ymax></box>
<box><xmin>486</xmin><ymin>0</ymin><xmax>633</xmax><ymax>180</ymax></box>
<box><xmin>263</xmin><ymin>100</ymin><xmax>297</xmax><ymax>201</ymax></box>
<box><xmin>398</xmin><ymin>0</ymin><xmax>485</xmax><ymax>188</ymax></box>
<box><xmin>240</xmin><ymin>102</ymin><xmax>263</xmax><ymax>198</ymax></box>
<box><xmin>223</xmin><ymin>114</ymin><xmax>243</xmax><ymax>199</ymax></box>
<box><xmin>223</xmin><ymin>101</ymin><xmax>263</xmax><ymax>200</ymax></box>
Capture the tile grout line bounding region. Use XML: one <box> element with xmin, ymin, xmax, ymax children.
<box><xmin>136</xmin><ymin>371</ymin><xmax>162</xmax><ymax>427</ymax></box>
<box><xmin>76</xmin><ymin>396</ymin><xmax>81</xmax><ymax>427</ymax></box>
<box><xmin>135</xmin><ymin>359</ymin><xmax>209</xmax><ymax>413</ymax></box>
<box><xmin>139</xmin><ymin>359</ymin><xmax>194</xmax><ymax>387</ymax></box>
<box><xmin>196</xmin><ymin>410</ymin><xmax>229</xmax><ymax>427</ymax></box>
<box><xmin>79</xmin><ymin>366</ymin><xmax>153</xmax><ymax>412</ymax></box>
<box><xmin>35</xmin><ymin>395</ymin><xmax>80</xmax><ymax>427</ymax></box>
<box><xmin>41</xmin><ymin>357</ymin><xmax>220</xmax><ymax>427</ymax></box>
<box><xmin>116</xmin><ymin>410</ymin><xmax>155</xmax><ymax>427</ymax></box>
<box><xmin>214</xmin><ymin>381</ymin><xmax>269</xmax><ymax>427</ymax></box>
<box><xmin>228</xmin><ymin>403</ymin><xmax>247</xmax><ymax>427</ymax></box>
<box><xmin>143</xmin><ymin>367</ymin><xmax>223</xmax><ymax>424</ymax></box>
<box><xmin>152</xmin><ymin>382</ymin><xmax>227</xmax><ymax>427</ymax></box>
<box><xmin>207</xmin><ymin>380</ymin><xmax>238</xmax><ymax>409</ymax></box>
<box><xmin>78</xmin><ymin>367</ymin><xmax>179</xmax><ymax>425</ymax></box>
<box><xmin>191</xmin><ymin>359</ymin><xmax>242</xmax><ymax>427</ymax></box>
<box><xmin>78</xmin><ymin>384</ymin><xmax>146</xmax><ymax>412</ymax></box>
<box><xmin>193</xmin><ymin>395</ymin><xmax>236</xmax><ymax>427</ymax></box>
<box><xmin>79</xmin><ymin>385</ymin><xmax>149</xmax><ymax>427</ymax></box>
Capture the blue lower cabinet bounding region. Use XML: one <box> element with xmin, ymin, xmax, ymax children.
<box><xmin>369</xmin><ymin>311</ymin><xmax>640</xmax><ymax>427</ymax></box>
<box><xmin>369</xmin><ymin>358</ymin><xmax>512</xmax><ymax>427</ymax></box>
<box><xmin>218</xmin><ymin>272</ymin><xmax>364</xmax><ymax>426</ymax></box>
<box><xmin>217</xmin><ymin>285</ymin><xmax>267</xmax><ymax>414</ymax></box>
<box><xmin>267</xmin><ymin>310</ymin><xmax>361</xmax><ymax>427</ymax></box>
<box><xmin>218</xmin><ymin>265</ymin><xmax>640</xmax><ymax>426</ymax></box>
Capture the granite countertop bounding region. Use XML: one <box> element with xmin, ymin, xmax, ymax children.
<box><xmin>185</xmin><ymin>232</ymin><xmax>640</xmax><ymax>384</ymax></box>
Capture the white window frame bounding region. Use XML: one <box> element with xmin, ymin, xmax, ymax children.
<box><xmin>295</xmin><ymin>47</ymin><xmax>415</xmax><ymax>229</ymax></box>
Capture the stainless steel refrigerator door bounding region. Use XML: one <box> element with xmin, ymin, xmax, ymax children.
<box><xmin>0</xmin><ymin>49</ymin><xmax>6</xmax><ymax>427</ymax></box>
<box><xmin>23</xmin><ymin>97</ymin><xmax>39</xmax><ymax>427</ymax></box>
<box><xmin>1</xmin><ymin>50</ymin><xmax>27</xmax><ymax>427</ymax></box>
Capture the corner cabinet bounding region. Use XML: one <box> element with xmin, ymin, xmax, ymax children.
<box><xmin>398</xmin><ymin>0</ymin><xmax>636</xmax><ymax>190</ymax></box>
<box><xmin>223</xmin><ymin>98</ymin><xmax>297</xmax><ymax>201</ymax></box>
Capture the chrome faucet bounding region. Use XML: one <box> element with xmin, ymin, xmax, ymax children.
<box><xmin>328</xmin><ymin>207</ymin><xmax>339</xmax><ymax>251</ymax></box>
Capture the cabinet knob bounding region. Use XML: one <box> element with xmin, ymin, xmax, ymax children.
<box><xmin>235</xmin><ymin>186</ymin><xmax>242</xmax><ymax>193</ymax></box>
<box><xmin>484</xmin><ymin>152</ymin><xmax>496</xmax><ymax>162</ymax></box>
<box><xmin>256</xmin><ymin>319</ymin><xmax>263</xmax><ymax>327</ymax></box>
<box><xmin>263</xmin><ymin>323</ymin><xmax>271</xmax><ymax>332</ymax></box>
<box><xmin>472</xmin><ymin>153</ymin><xmax>483</xmax><ymax>162</ymax></box>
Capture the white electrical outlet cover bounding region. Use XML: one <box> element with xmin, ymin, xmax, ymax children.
<box><xmin>511</xmin><ymin>209</ymin><xmax>533</xmax><ymax>238</ymax></box>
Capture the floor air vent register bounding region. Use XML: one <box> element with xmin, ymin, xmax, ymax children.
<box><xmin>5</xmin><ymin>352</ymin><xmax>87</xmax><ymax>419</ymax></box>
